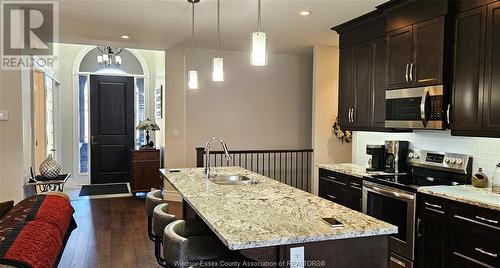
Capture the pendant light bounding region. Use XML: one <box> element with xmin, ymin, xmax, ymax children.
<box><xmin>212</xmin><ymin>0</ymin><xmax>224</xmax><ymax>81</ymax></box>
<box><xmin>188</xmin><ymin>0</ymin><xmax>200</xmax><ymax>89</ymax></box>
<box><xmin>251</xmin><ymin>0</ymin><xmax>268</xmax><ymax>66</ymax></box>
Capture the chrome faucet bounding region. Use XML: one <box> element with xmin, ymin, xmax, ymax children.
<box><xmin>204</xmin><ymin>138</ymin><xmax>232</xmax><ymax>179</ymax></box>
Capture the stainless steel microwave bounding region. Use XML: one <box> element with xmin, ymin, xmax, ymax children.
<box><xmin>385</xmin><ymin>85</ymin><xmax>447</xmax><ymax>129</ymax></box>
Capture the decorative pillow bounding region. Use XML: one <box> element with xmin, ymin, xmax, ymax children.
<box><xmin>0</xmin><ymin>201</ymin><xmax>14</xmax><ymax>218</ymax></box>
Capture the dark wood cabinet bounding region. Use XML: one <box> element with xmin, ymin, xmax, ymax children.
<box><xmin>371</xmin><ymin>37</ymin><xmax>387</xmax><ymax>128</ymax></box>
<box><xmin>413</xmin><ymin>16</ymin><xmax>445</xmax><ymax>86</ymax></box>
<box><xmin>131</xmin><ymin>149</ymin><xmax>160</xmax><ymax>193</ymax></box>
<box><xmin>451</xmin><ymin>6</ymin><xmax>486</xmax><ymax>133</ymax></box>
<box><xmin>387</xmin><ymin>25</ymin><xmax>414</xmax><ymax>89</ymax></box>
<box><xmin>451</xmin><ymin>1</ymin><xmax>500</xmax><ymax>138</ymax></box>
<box><xmin>386</xmin><ymin>17</ymin><xmax>446</xmax><ymax>89</ymax></box>
<box><xmin>352</xmin><ymin>42</ymin><xmax>373</xmax><ymax>128</ymax></box>
<box><xmin>482</xmin><ymin>2</ymin><xmax>500</xmax><ymax>133</ymax></box>
<box><xmin>318</xmin><ymin>168</ymin><xmax>363</xmax><ymax>212</ymax></box>
<box><xmin>339</xmin><ymin>48</ymin><xmax>355</xmax><ymax>127</ymax></box>
<box><xmin>346</xmin><ymin>177</ymin><xmax>363</xmax><ymax>212</ymax></box>
<box><xmin>416</xmin><ymin>193</ymin><xmax>500</xmax><ymax>268</ymax></box>
<box><xmin>416</xmin><ymin>195</ymin><xmax>448</xmax><ymax>268</ymax></box>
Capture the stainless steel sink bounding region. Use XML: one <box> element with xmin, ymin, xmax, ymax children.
<box><xmin>211</xmin><ymin>175</ymin><xmax>254</xmax><ymax>185</ymax></box>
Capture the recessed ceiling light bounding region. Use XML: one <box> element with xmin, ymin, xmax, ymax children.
<box><xmin>299</xmin><ymin>10</ymin><xmax>311</xmax><ymax>16</ymax></box>
<box><xmin>121</xmin><ymin>34</ymin><xmax>130</xmax><ymax>39</ymax></box>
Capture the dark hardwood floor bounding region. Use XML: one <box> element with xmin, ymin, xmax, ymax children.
<box><xmin>59</xmin><ymin>197</ymin><xmax>182</xmax><ymax>268</ymax></box>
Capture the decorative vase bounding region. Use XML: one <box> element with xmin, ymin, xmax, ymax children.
<box><xmin>472</xmin><ymin>168</ymin><xmax>489</xmax><ymax>188</ymax></box>
<box><xmin>39</xmin><ymin>154</ymin><xmax>61</xmax><ymax>179</ymax></box>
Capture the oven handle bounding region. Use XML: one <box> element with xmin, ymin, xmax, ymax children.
<box><xmin>363</xmin><ymin>182</ymin><xmax>415</xmax><ymax>201</ymax></box>
<box><xmin>420</xmin><ymin>87</ymin><xmax>430</xmax><ymax>127</ymax></box>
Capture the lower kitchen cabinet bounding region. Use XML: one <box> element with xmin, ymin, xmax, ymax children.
<box><xmin>318</xmin><ymin>168</ymin><xmax>363</xmax><ymax>212</ymax></box>
<box><xmin>417</xmin><ymin>193</ymin><xmax>500</xmax><ymax>268</ymax></box>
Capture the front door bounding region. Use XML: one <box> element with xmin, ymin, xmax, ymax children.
<box><xmin>90</xmin><ymin>75</ymin><xmax>134</xmax><ymax>184</ymax></box>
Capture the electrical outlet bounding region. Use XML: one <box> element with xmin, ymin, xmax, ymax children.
<box><xmin>290</xmin><ymin>246</ymin><xmax>304</xmax><ymax>268</ymax></box>
<box><xmin>0</xmin><ymin>111</ymin><xmax>8</xmax><ymax>121</ymax></box>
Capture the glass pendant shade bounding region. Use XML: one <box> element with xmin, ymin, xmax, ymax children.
<box><xmin>212</xmin><ymin>57</ymin><xmax>224</xmax><ymax>81</ymax></box>
<box><xmin>251</xmin><ymin>32</ymin><xmax>268</xmax><ymax>66</ymax></box>
<box><xmin>115</xmin><ymin>55</ymin><xmax>122</xmax><ymax>65</ymax></box>
<box><xmin>97</xmin><ymin>55</ymin><xmax>103</xmax><ymax>63</ymax></box>
<box><xmin>102</xmin><ymin>54</ymin><xmax>109</xmax><ymax>62</ymax></box>
<box><xmin>188</xmin><ymin>70</ymin><xmax>199</xmax><ymax>89</ymax></box>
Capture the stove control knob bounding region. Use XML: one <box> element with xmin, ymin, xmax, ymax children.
<box><xmin>408</xmin><ymin>153</ymin><xmax>414</xmax><ymax>159</ymax></box>
<box><xmin>414</xmin><ymin>153</ymin><xmax>420</xmax><ymax>159</ymax></box>
<box><xmin>456</xmin><ymin>159</ymin><xmax>463</xmax><ymax>165</ymax></box>
<box><xmin>450</xmin><ymin>158</ymin><xmax>457</xmax><ymax>164</ymax></box>
<box><xmin>444</xmin><ymin>157</ymin><xmax>450</xmax><ymax>163</ymax></box>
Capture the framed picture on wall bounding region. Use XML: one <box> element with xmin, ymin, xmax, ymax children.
<box><xmin>155</xmin><ymin>85</ymin><xmax>163</xmax><ymax>119</ymax></box>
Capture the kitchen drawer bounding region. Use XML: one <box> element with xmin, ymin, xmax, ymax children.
<box><xmin>132</xmin><ymin>149</ymin><xmax>160</xmax><ymax>161</ymax></box>
<box><xmin>319</xmin><ymin>178</ymin><xmax>347</xmax><ymax>205</ymax></box>
<box><xmin>418</xmin><ymin>193</ymin><xmax>449</xmax><ymax>216</ymax></box>
<box><xmin>318</xmin><ymin>169</ymin><xmax>350</xmax><ymax>186</ymax></box>
<box><xmin>451</xmin><ymin>201</ymin><xmax>500</xmax><ymax>231</ymax></box>
<box><xmin>448</xmin><ymin>218</ymin><xmax>500</xmax><ymax>268</ymax></box>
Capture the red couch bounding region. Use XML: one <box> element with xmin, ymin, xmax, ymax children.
<box><xmin>0</xmin><ymin>193</ymin><xmax>76</xmax><ymax>268</ymax></box>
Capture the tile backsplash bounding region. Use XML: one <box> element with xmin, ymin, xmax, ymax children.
<box><xmin>352</xmin><ymin>130</ymin><xmax>500</xmax><ymax>183</ymax></box>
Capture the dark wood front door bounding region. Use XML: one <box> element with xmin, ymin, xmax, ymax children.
<box><xmin>90</xmin><ymin>75</ymin><xmax>134</xmax><ymax>184</ymax></box>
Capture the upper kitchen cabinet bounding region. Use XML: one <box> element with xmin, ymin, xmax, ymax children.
<box><xmin>333</xmin><ymin>11</ymin><xmax>391</xmax><ymax>131</ymax></box>
<box><xmin>482</xmin><ymin>2</ymin><xmax>500</xmax><ymax>133</ymax></box>
<box><xmin>450</xmin><ymin>0</ymin><xmax>500</xmax><ymax>138</ymax></box>
<box><xmin>385</xmin><ymin>0</ymin><xmax>449</xmax><ymax>89</ymax></box>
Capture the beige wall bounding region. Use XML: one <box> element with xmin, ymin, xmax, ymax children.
<box><xmin>311</xmin><ymin>45</ymin><xmax>352</xmax><ymax>194</ymax></box>
<box><xmin>165</xmin><ymin>47</ymin><xmax>313</xmax><ymax>168</ymax></box>
<box><xmin>0</xmin><ymin>69</ymin><xmax>32</xmax><ymax>202</ymax></box>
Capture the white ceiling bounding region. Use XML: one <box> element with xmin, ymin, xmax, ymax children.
<box><xmin>59</xmin><ymin>0</ymin><xmax>385</xmax><ymax>55</ymax></box>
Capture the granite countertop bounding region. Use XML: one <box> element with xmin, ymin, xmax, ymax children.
<box><xmin>418</xmin><ymin>185</ymin><xmax>500</xmax><ymax>211</ymax></box>
<box><xmin>160</xmin><ymin>167</ymin><xmax>397</xmax><ymax>250</ymax></box>
<box><xmin>318</xmin><ymin>163</ymin><xmax>500</xmax><ymax>211</ymax></box>
<box><xmin>317</xmin><ymin>163</ymin><xmax>384</xmax><ymax>178</ymax></box>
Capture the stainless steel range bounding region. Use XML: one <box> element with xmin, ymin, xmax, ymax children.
<box><xmin>363</xmin><ymin>149</ymin><xmax>473</xmax><ymax>268</ymax></box>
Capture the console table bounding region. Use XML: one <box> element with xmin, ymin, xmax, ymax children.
<box><xmin>131</xmin><ymin>149</ymin><xmax>161</xmax><ymax>193</ymax></box>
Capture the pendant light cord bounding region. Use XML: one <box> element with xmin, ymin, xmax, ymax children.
<box><xmin>191</xmin><ymin>1</ymin><xmax>195</xmax><ymax>69</ymax></box>
<box><xmin>217</xmin><ymin>0</ymin><xmax>221</xmax><ymax>57</ymax></box>
<box><xmin>258</xmin><ymin>0</ymin><xmax>262</xmax><ymax>32</ymax></box>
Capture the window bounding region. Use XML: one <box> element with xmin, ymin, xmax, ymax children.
<box><xmin>78</xmin><ymin>75</ymin><xmax>89</xmax><ymax>174</ymax></box>
<box><xmin>135</xmin><ymin>77</ymin><xmax>145</xmax><ymax>147</ymax></box>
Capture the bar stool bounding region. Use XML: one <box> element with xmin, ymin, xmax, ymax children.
<box><xmin>161</xmin><ymin>220</ymin><xmax>230</xmax><ymax>268</ymax></box>
<box><xmin>146</xmin><ymin>189</ymin><xmax>166</xmax><ymax>241</ymax></box>
<box><xmin>152</xmin><ymin>203</ymin><xmax>177</xmax><ymax>264</ymax></box>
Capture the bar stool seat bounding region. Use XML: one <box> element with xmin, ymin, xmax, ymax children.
<box><xmin>146</xmin><ymin>189</ymin><xmax>166</xmax><ymax>241</ymax></box>
<box><xmin>162</xmin><ymin>220</ymin><xmax>230</xmax><ymax>268</ymax></box>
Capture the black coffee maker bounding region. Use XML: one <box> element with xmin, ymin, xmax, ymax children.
<box><xmin>366</xmin><ymin>145</ymin><xmax>385</xmax><ymax>171</ymax></box>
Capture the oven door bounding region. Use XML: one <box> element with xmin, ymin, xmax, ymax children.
<box><xmin>385</xmin><ymin>85</ymin><xmax>445</xmax><ymax>129</ymax></box>
<box><xmin>362</xmin><ymin>181</ymin><xmax>416</xmax><ymax>261</ymax></box>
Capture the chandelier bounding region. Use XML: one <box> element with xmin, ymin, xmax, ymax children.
<box><xmin>96</xmin><ymin>46</ymin><xmax>123</xmax><ymax>66</ymax></box>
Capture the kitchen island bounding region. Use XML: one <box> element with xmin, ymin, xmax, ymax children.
<box><xmin>160</xmin><ymin>167</ymin><xmax>397</xmax><ymax>267</ymax></box>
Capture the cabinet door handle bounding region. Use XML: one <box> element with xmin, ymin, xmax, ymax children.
<box><xmin>405</xmin><ymin>63</ymin><xmax>409</xmax><ymax>82</ymax></box>
<box><xmin>352</xmin><ymin>108</ymin><xmax>355</xmax><ymax>122</ymax></box>
<box><xmin>474</xmin><ymin>248</ymin><xmax>498</xmax><ymax>258</ymax></box>
<box><xmin>424</xmin><ymin>202</ymin><xmax>442</xmax><ymax>209</ymax></box>
<box><xmin>447</xmin><ymin>104</ymin><xmax>451</xmax><ymax>125</ymax></box>
<box><xmin>326</xmin><ymin>194</ymin><xmax>337</xmax><ymax>200</ymax></box>
<box><xmin>348</xmin><ymin>108</ymin><xmax>351</xmax><ymax>122</ymax></box>
<box><xmin>476</xmin><ymin>216</ymin><xmax>498</xmax><ymax>224</ymax></box>
<box><xmin>409</xmin><ymin>62</ymin><xmax>414</xmax><ymax>82</ymax></box>
<box><xmin>417</xmin><ymin>218</ymin><xmax>422</xmax><ymax>238</ymax></box>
